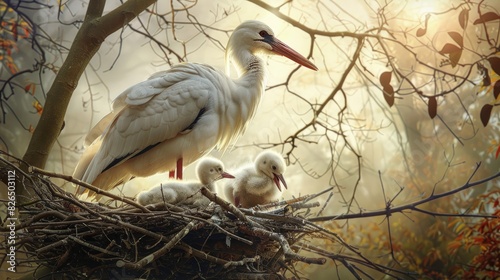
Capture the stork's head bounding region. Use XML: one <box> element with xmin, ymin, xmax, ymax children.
<box><xmin>196</xmin><ymin>157</ymin><xmax>234</xmax><ymax>186</ymax></box>
<box><xmin>227</xmin><ymin>20</ymin><xmax>318</xmax><ymax>71</ymax></box>
<box><xmin>255</xmin><ymin>150</ymin><xmax>288</xmax><ymax>192</ymax></box>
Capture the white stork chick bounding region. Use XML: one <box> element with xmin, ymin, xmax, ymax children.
<box><xmin>225</xmin><ymin>151</ymin><xmax>287</xmax><ymax>208</ymax></box>
<box><xmin>73</xmin><ymin>20</ymin><xmax>317</xmax><ymax>196</ymax></box>
<box><xmin>137</xmin><ymin>157</ymin><xmax>234</xmax><ymax>207</ymax></box>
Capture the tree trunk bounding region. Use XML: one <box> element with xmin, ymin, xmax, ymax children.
<box><xmin>20</xmin><ymin>0</ymin><xmax>157</xmax><ymax>199</ymax></box>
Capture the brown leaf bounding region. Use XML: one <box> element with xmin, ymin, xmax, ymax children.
<box><xmin>380</xmin><ymin>72</ymin><xmax>394</xmax><ymax>106</ymax></box>
<box><xmin>441</xmin><ymin>31</ymin><xmax>464</xmax><ymax>67</ymax></box>
<box><xmin>449</xmin><ymin>49</ymin><xmax>463</xmax><ymax>67</ymax></box>
<box><xmin>494</xmin><ymin>80</ymin><xmax>500</xmax><ymax>100</ymax></box>
<box><xmin>428</xmin><ymin>96</ymin><xmax>437</xmax><ymax>119</ymax></box>
<box><xmin>382</xmin><ymin>85</ymin><xmax>394</xmax><ymax>107</ymax></box>
<box><xmin>379</xmin><ymin>71</ymin><xmax>392</xmax><ymax>86</ymax></box>
<box><xmin>448</xmin><ymin>32</ymin><xmax>463</xmax><ymax>48</ymax></box>
<box><xmin>480</xmin><ymin>104</ymin><xmax>493</xmax><ymax>126</ymax></box>
<box><xmin>416</xmin><ymin>28</ymin><xmax>426</xmax><ymax>37</ymax></box>
<box><xmin>439</xmin><ymin>43</ymin><xmax>461</xmax><ymax>55</ymax></box>
<box><xmin>483</xmin><ymin>71</ymin><xmax>491</xmax><ymax>87</ymax></box>
<box><xmin>439</xmin><ymin>43</ymin><xmax>462</xmax><ymax>67</ymax></box>
<box><xmin>417</xmin><ymin>14</ymin><xmax>430</xmax><ymax>37</ymax></box>
<box><xmin>487</xmin><ymin>57</ymin><xmax>500</xmax><ymax>76</ymax></box>
<box><xmin>473</xmin><ymin>12</ymin><xmax>500</xmax><ymax>25</ymax></box>
<box><xmin>459</xmin><ymin>9</ymin><xmax>469</xmax><ymax>29</ymax></box>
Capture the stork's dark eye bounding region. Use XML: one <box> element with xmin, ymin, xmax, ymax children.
<box><xmin>259</xmin><ymin>30</ymin><xmax>270</xmax><ymax>37</ymax></box>
<box><xmin>272</xmin><ymin>165</ymin><xmax>277</xmax><ymax>171</ymax></box>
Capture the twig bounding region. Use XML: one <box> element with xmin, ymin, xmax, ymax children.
<box><xmin>35</xmin><ymin>231</ymin><xmax>97</xmax><ymax>254</ymax></box>
<box><xmin>223</xmin><ymin>255</ymin><xmax>260</xmax><ymax>268</ymax></box>
<box><xmin>250</xmin><ymin>195</ymin><xmax>311</xmax><ymax>211</ymax></box>
<box><xmin>36</xmin><ymin>237</ymin><xmax>70</xmax><ymax>254</ymax></box>
<box><xmin>100</xmin><ymin>204</ymin><xmax>253</xmax><ymax>245</ymax></box>
<box><xmin>30</xmin><ymin>166</ymin><xmax>151</xmax><ymax>213</ymax></box>
<box><xmin>317</xmin><ymin>191</ymin><xmax>334</xmax><ymax>217</ymax></box>
<box><xmin>170</xmin><ymin>212</ymin><xmax>253</xmax><ymax>246</ymax></box>
<box><xmin>176</xmin><ymin>242</ymin><xmax>229</xmax><ymax>265</ymax></box>
<box><xmin>310</xmin><ymin>164</ymin><xmax>500</xmax><ymax>222</ymax></box>
<box><xmin>293</xmin><ymin>241</ymin><xmax>416</xmax><ymax>279</ymax></box>
<box><xmin>302</xmin><ymin>187</ymin><xmax>335</xmax><ymax>203</ymax></box>
<box><xmin>49</xmin><ymin>190</ymin><xmax>171</xmax><ymax>243</ymax></box>
<box><xmin>34</xmin><ymin>228</ymin><xmax>76</xmax><ymax>235</ymax></box>
<box><xmin>200</xmin><ymin>186</ymin><xmax>263</xmax><ymax>228</ymax></box>
<box><xmin>239</xmin><ymin>208</ymin><xmax>309</xmax><ymax>226</ymax></box>
<box><xmin>116</xmin><ymin>221</ymin><xmax>199</xmax><ymax>269</ymax></box>
<box><xmin>288</xmin><ymin>201</ymin><xmax>320</xmax><ymax>209</ymax></box>
<box><xmin>67</xmin><ymin>235</ymin><xmax>121</xmax><ymax>257</ymax></box>
<box><xmin>6</xmin><ymin>210</ymin><xmax>68</xmax><ymax>231</ymax></box>
<box><xmin>247</xmin><ymin>187</ymin><xmax>332</xmax><ymax>213</ymax></box>
<box><xmin>241</xmin><ymin>226</ymin><xmax>326</xmax><ymax>265</ymax></box>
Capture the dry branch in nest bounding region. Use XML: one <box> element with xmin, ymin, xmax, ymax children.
<box><xmin>0</xmin><ymin>156</ymin><xmax>331</xmax><ymax>280</ymax></box>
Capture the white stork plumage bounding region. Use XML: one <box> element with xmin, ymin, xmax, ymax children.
<box><xmin>73</xmin><ymin>20</ymin><xmax>317</xmax><ymax>196</ymax></box>
<box><xmin>224</xmin><ymin>150</ymin><xmax>287</xmax><ymax>208</ymax></box>
<box><xmin>136</xmin><ymin>157</ymin><xmax>233</xmax><ymax>207</ymax></box>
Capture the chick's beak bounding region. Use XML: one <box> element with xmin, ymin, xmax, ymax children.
<box><xmin>221</xmin><ymin>171</ymin><xmax>235</xmax><ymax>179</ymax></box>
<box><xmin>272</xmin><ymin>173</ymin><xmax>288</xmax><ymax>192</ymax></box>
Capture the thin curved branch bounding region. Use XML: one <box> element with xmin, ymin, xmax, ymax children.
<box><xmin>310</xmin><ymin>162</ymin><xmax>500</xmax><ymax>222</ymax></box>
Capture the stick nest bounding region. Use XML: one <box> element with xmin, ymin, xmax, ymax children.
<box><xmin>1</xmin><ymin>157</ymin><xmax>330</xmax><ymax>279</ymax></box>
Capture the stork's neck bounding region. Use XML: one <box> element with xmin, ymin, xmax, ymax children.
<box><xmin>226</xmin><ymin>47</ymin><xmax>267</xmax><ymax>83</ymax></box>
<box><xmin>213</xmin><ymin>50</ymin><xmax>267</xmax><ymax>149</ymax></box>
<box><xmin>235</xmin><ymin>56</ymin><xmax>267</xmax><ymax>91</ymax></box>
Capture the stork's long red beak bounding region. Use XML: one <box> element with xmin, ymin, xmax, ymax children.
<box><xmin>272</xmin><ymin>173</ymin><xmax>288</xmax><ymax>192</ymax></box>
<box><xmin>269</xmin><ymin>37</ymin><xmax>318</xmax><ymax>71</ymax></box>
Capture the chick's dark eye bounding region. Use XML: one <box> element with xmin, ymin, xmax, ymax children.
<box><xmin>272</xmin><ymin>166</ymin><xmax>277</xmax><ymax>171</ymax></box>
<box><xmin>259</xmin><ymin>30</ymin><xmax>269</xmax><ymax>37</ymax></box>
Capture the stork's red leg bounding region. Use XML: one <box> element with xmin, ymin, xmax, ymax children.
<box><xmin>169</xmin><ymin>170</ymin><xmax>175</xmax><ymax>178</ymax></box>
<box><xmin>176</xmin><ymin>158</ymin><xmax>183</xmax><ymax>179</ymax></box>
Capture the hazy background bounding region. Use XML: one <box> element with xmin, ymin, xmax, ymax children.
<box><xmin>1</xmin><ymin>0</ymin><xmax>499</xmax><ymax>277</ymax></box>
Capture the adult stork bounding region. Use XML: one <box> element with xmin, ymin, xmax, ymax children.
<box><xmin>73</xmin><ymin>20</ymin><xmax>317</xmax><ymax>196</ymax></box>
